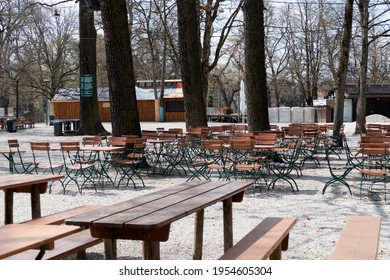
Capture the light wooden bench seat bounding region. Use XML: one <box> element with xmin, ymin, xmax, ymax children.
<box><xmin>4</xmin><ymin>230</ymin><xmax>102</xmax><ymax>260</ymax></box>
<box><xmin>331</xmin><ymin>216</ymin><xmax>381</xmax><ymax>260</ymax></box>
<box><xmin>6</xmin><ymin>205</ymin><xmax>104</xmax><ymax>260</ymax></box>
<box><xmin>219</xmin><ymin>217</ymin><xmax>296</xmax><ymax>260</ymax></box>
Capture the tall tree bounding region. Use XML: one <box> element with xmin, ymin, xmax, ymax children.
<box><xmin>333</xmin><ymin>0</ymin><xmax>353</xmax><ymax>139</ymax></box>
<box><xmin>99</xmin><ymin>0</ymin><xmax>141</xmax><ymax>136</ymax></box>
<box><xmin>355</xmin><ymin>0</ymin><xmax>369</xmax><ymax>134</ymax></box>
<box><xmin>77</xmin><ymin>0</ymin><xmax>107</xmax><ymax>135</ymax></box>
<box><xmin>177</xmin><ymin>0</ymin><xmax>207</xmax><ymax>129</ymax></box>
<box><xmin>200</xmin><ymin>0</ymin><xmax>243</xmax><ymax>105</ymax></box>
<box><xmin>242</xmin><ymin>0</ymin><xmax>269</xmax><ymax>132</ymax></box>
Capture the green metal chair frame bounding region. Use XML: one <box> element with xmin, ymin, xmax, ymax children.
<box><xmin>8</xmin><ymin>139</ymin><xmax>36</xmax><ymax>174</ymax></box>
<box><xmin>359</xmin><ymin>144</ymin><xmax>389</xmax><ymax>203</ymax></box>
<box><xmin>268</xmin><ymin>139</ymin><xmax>302</xmax><ymax>192</ymax></box>
<box><xmin>322</xmin><ymin>141</ymin><xmax>353</xmax><ymax>195</ymax></box>
<box><xmin>30</xmin><ymin>142</ymin><xmax>64</xmax><ymax>193</ymax></box>
<box><xmin>228</xmin><ymin>139</ymin><xmax>267</xmax><ymax>189</ymax></box>
<box><xmin>60</xmin><ymin>141</ymin><xmax>96</xmax><ymax>194</ymax></box>
<box><xmin>113</xmin><ymin>137</ymin><xmax>147</xmax><ymax>188</ymax></box>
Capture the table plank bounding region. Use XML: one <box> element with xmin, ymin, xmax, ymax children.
<box><xmin>65</xmin><ymin>181</ymin><xmax>211</xmax><ymax>227</ymax></box>
<box><xmin>66</xmin><ymin>181</ymin><xmax>252</xmax><ymax>230</ymax></box>
<box><xmin>124</xmin><ymin>181</ymin><xmax>251</xmax><ymax>228</ymax></box>
<box><xmin>0</xmin><ymin>174</ymin><xmax>64</xmax><ymax>190</ymax></box>
<box><xmin>68</xmin><ymin>181</ymin><xmax>252</xmax><ymax>231</ymax></box>
<box><xmin>94</xmin><ymin>181</ymin><xmax>234</xmax><ymax>225</ymax></box>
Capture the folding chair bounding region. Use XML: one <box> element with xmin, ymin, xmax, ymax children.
<box><xmin>300</xmin><ymin>130</ymin><xmax>321</xmax><ymax>168</ymax></box>
<box><xmin>228</xmin><ymin>139</ymin><xmax>267</xmax><ymax>190</ymax></box>
<box><xmin>30</xmin><ymin>142</ymin><xmax>64</xmax><ymax>193</ymax></box>
<box><xmin>268</xmin><ymin>139</ymin><xmax>302</xmax><ymax>192</ymax></box>
<box><xmin>59</xmin><ymin>141</ymin><xmax>96</xmax><ymax>194</ymax></box>
<box><xmin>201</xmin><ymin>139</ymin><xmax>231</xmax><ymax>180</ymax></box>
<box><xmin>359</xmin><ymin>144</ymin><xmax>389</xmax><ymax>203</ymax></box>
<box><xmin>8</xmin><ymin>139</ymin><xmax>36</xmax><ymax>174</ymax></box>
<box><xmin>80</xmin><ymin>136</ymin><xmax>102</xmax><ymax>164</ymax></box>
<box><xmin>112</xmin><ymin>137</ymin><xmax>147</xmax><ymax>188</ymax></box>
<box><xmin>322</xmin><ymin>141</ymin><xmax>353</xmax><ymax>195</ymax></box>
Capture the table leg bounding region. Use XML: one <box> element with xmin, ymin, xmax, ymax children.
<box><xmin>143</xmin><ymin>241</ymin><xmax>160</xmax><ymax>260</ymax></box>
<box><xmin>223</xmin><ymin>197</ymin><xmax>233</xmax><ymax>252</ymax></box>
<box><xmin>95</xmin><ymin>153</ymin><xmax>115</xmax><ymax>186</ymax></box>
<box><xmin>193</xmin><ymin>209</ymin><xmax>204</xmax><ymax>260</ymax></box>
<box><xmin>31</xmin><ymin>183</ymin><xmax>43</xmax><ymax>219</ymax></box>
<box><xmin>104</xmin><ymin>238</ymin><xmax>117</xmax><ymax>260</ymax></box>
<box><xmin>4</xmin><ymin>189</ymin><xmax>14</xmax><ymax>224</ymax></box>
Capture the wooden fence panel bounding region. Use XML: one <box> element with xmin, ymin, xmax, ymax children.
<box><xmin>50</xmin><ymin>99</ymin><xmax>164</xmax><ymax>122</ymax></box>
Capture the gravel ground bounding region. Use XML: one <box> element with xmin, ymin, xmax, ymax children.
<box><xmin>1</xmin><ymin>116</ymin><xmax>389</xmax><ymax>260</ymax></box>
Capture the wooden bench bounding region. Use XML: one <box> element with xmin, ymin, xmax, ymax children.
<box><xmin>331</xmin><ymin>216</ymin><xmax>381</xmax><ymax>260</ymax></box>
<box><xmin>5</xmin><ymin>205</ymin><xmax>103</xmax><ymax>260</ymax></box>
<box><xmin>219</xmin><ymin>217</ymin><xmax>297</xmax><ymax>260</ymax></box>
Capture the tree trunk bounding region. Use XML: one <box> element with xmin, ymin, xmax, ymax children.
<box><xmin>177</xmin><ymin>0</ymin><xmax>207</xmax><ymax>129</ymax></box>
<box><xmin>333</xmin><ymin>0</ymin><xmax>353</xmax><ymax>139</ymax></box>
<box><xmin>243</xmin><ymin>0</ymin><xmax>269</xmax><ymax>132</ymax></box>
<box><xmin>99</xmin><ymin>0</ymin><xmax>141</xmax><ymax>136</ymax></box>
<box><xmin>355</xmin><ymin>0</ymin><xmax>369</xmax><ymax>135</ymax></box>
<box><xmin>201</xmin><ymin>0</ymin><xmax>213</xmax><ymax>106</ymax></box>
<box><xmin>78</xmin><ymin>1</ymin><xmax>107</xmax><ymax>135</ymax></box>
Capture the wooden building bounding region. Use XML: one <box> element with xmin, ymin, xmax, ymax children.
<box><xmin>50</xmin><ymin>86</ymin><xmax>185</xmax><ymax>122</ymax></box>
<box><xmin>326</xmin><ymin>84</ymin><xmax>390</xmax><ymax>121</ymax></box>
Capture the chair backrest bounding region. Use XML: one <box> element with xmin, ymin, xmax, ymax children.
<box><xmin>126</xmin><ymin>137</ymin><xmax>146</xmax><ymax>161</ymax></box>
<box><xmin>82</xmin><ymin>136</ymin><xmax>102</xmax><ymax>146</ymax></box>
<box><xmin>359</xmin><ymin>142</ymin><xmax>390</xmax><ymax>149</ymax></box>
<box><xmin>232</xmin><ymin>124</ymin><xmax>247</xmax><ymax>133</ymax></box>
<box><xmin>229</xmin><ymin>139</ymin><xmax>254</xmax><ymax>151</ymax></box>
<box><xmin>60</xmin><ymin>141</ymin><xmax>80</xmax><ymax>152</ymax></box>
<box><xmin>209</xmin><ymin>126</ymin><xmax>223</xmax><ymax>134</ymax></box>
<box><xmin>202</xmin><ymin>139</ymin><xmax>224</xmax><ymax>151</ymax></box>
<box><xmin>8</xmin><ymin>139</ymin><xmax>24</xmax><ymax>162</ymax></box>
<box><xmin>142</xmin><ymin>130</ymin><xmax>158</xmax><ymax>139</ymax></box>
<box><xmin>8</xmin><ymin>139</ymin><xmax>20</xmax><ymax>149</ymax></box>
<box><xmin>360</xmin><ymin>144</ymin><xmax>388</xmax><ymax>170</ymax></box>
<box><xmin>168</xmin><ymin>128</ymin><xmax>183</xmax><ymax>135</ymax></box>
<box><xmin>107</xmin><ymin>136</ymin><xmax>126</xmax><ymax>147</ymax></box>
<box><xmin>30</xmin><ymin>142</ymin><xmax>60</xmax><ymax>173</ymax></box>
<box><xmin>30</xmin><ymin>142</ymin><xmax>51</xmax><ymax>151</ymax></box>
<box><xmin>158</xmin><ymin>131</ymin><xmax>177</xmax><ymax>140</ymax></box>
<box><xmin>254</xmin><ymin>133</ymin><xmax>277</xmax><ymax>145</ymax></box>
<box><xmin>228</xmin><ymin>139</ymin><xmax>255</xmax><ymax>164</ymax></box>
<box><xmin>285</xmin><ymin>127</ymin><xmax>302</xmax><ymax>137</ymax></box>
<box><xmin>221</xmin><ymin>124</ymin><xmax>234</xmax><ymax>134</ymax></box>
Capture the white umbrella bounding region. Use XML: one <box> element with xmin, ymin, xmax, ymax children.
<box><xmin>239</xmin><ymin>80</ymin><xmax>246</xmax><ymax>121</ymax></box>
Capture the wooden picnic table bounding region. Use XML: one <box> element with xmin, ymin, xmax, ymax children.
<box><xmin>0</xmin><ymin>174</ymin><xmax>64</xmax><ymax>224</ymax></box>
<box><xmin>65</xmin><ymin>180</ymin><xmax>253</xmax><ymax>260</ymax></box>
<box><xmin>0</xmin><ymin>223</ymin><xmax>80</xmax><ymax>259</ymax></box>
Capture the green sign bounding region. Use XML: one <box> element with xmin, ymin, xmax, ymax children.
<box><xmin>80</xmin><ymin>74</ymin><xmax>94</xmax><ymax>97</ymax></box>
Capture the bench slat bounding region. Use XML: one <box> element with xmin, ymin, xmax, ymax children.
<box><xmin>331</xmin><ymin>216</ymin><xmax>381</xmax><ymax>260</ymax></box>
<box><xmin>219</xmin><ymin>217</ymin><xmax>296</xmax><ymax>260</ymax></box>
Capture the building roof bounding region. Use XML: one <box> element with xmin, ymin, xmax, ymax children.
<box><xmin>344</xmin><ymin>84</ymin><xmax>390</xmax><ymax>98</ymax></box>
